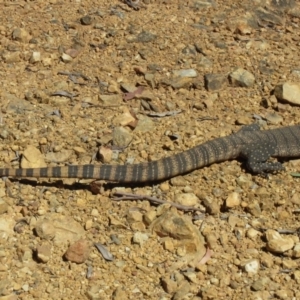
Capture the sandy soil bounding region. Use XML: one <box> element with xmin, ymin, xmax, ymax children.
<box><xmin>1</xmin><ymin>0</ymin><xmax>300</xmax><ymax>299</ymax></box>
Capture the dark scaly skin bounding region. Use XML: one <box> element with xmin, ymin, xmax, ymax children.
<box><xmin>0</xmin><ymin>124</ymin><xmax>300</xmax><ymax>183</ymax></box>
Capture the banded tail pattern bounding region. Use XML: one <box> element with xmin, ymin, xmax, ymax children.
<box><xmin>1</xmin><ymin>124</ymin><xmax>300</xmax><ymax>183</ymax></box>
<box><xmin>0</xmin><ymin>135</ymin><xmax>241</xmax><ymax>183</ymax></box>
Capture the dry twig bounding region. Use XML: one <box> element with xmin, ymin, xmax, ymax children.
<box><xmin>51</xmin><ymin>90</ymin><xmax>78</xmax><ymax>100</ymax></box>
<box><xmin>112</xmin><ymin>191</ymin><xmax>204</xmax><ymax>212</ymax></box>
<box><xmin>141</xmin><ymin>110</ymin><xmax>182</xmax><ymax>117</ymax></box>
<box><xmin>123</xmin><ymin>86</ymin><xmax>145</xmax><ymax>101</ymax></box>
<box><xmin>124</xmin><ymin>0</ymin><xmax>140</xmax><ymax>10</ymax></box>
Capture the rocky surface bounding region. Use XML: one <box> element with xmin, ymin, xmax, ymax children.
<box><xmin>1</xmin><ymin>0</ymin><xmax>300</xmax><ymax>299</ymax></box>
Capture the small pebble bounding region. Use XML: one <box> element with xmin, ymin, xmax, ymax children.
<box><xmin>242</xmin><ymin>259</ymin><xmax>260</xmax><ymax>274</ymax></box>
<box><xmin>64</xmin><ymin>239</ymin><xmax>91</xmax><ymax>263</ymax></box>
<box><xmin>226</xmin><ymin>192</ymin><xmax>241</xmax><ymax>208</ymax></box>
<box><xmin>132</xmin><ymin>232</ymin><xmax>149</xmax><ymax>246</ymax></box>
<box><xmin>266</xmin><ymin>229</ymin><xmax>295</xmax><ymax>253</ymax></box>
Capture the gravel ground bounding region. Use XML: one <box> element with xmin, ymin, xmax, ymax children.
<box><xmin>1</xmin><ymin>0</ymin><xmax>300</xmax><ymax>299</ymax></box>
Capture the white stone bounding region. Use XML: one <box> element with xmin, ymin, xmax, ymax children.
<box><xmin>30</xmin><ymin>51</ymin><xmax>41</xmax><ymax>63</ymax></box>
<box><xmin>242</xmin><ymin>259</ymin><xmax>260</xmax><ymax>274</ymax></box>
<box><xmin>61</xmin><ymin>53</ymin><xmax>72</xmax><ymax>63</ymax></box>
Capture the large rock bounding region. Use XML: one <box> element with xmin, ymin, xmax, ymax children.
<box><xmin>274</xmin><ymin>82</ymin><xmax>300</xmax><ymax>105</ymax></box>
<box><xmin>150</xmin><ymin>210</ymin><xmax>206</xmax><ymax>259</ymax></box>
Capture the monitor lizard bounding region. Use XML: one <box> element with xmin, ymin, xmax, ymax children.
<box><xmin>0</xmin><ymin>123</ymin><xmax>299</xmax><ymax>183</ymax></box>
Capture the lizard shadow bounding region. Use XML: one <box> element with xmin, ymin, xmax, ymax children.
<box><xmin>13</xmin><ymin>178</ymin><xmax>164</xmax><ymax>192</ymax></box>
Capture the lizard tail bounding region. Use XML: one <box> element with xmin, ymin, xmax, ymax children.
<box><xmin>0</xmin><ymin>136</ymin><xmax>240</xmax><ymax>183</ymax></box>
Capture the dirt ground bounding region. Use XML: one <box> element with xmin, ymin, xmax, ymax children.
<box><xmin>1</xmin><ymin>0</ymin><xmax>300</xmax><ymax>299</ymax></box>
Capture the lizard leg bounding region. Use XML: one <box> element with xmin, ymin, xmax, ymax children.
<box><xmin>241</xmin><ymin>141</ymin><xmax>284</xmax><ymax>174</ymax></box>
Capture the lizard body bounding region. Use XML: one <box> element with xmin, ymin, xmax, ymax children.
<box><xmin>0</xmin><ymin>124</ymin><xmax>299</xmax><ymax>183</ymax></box>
